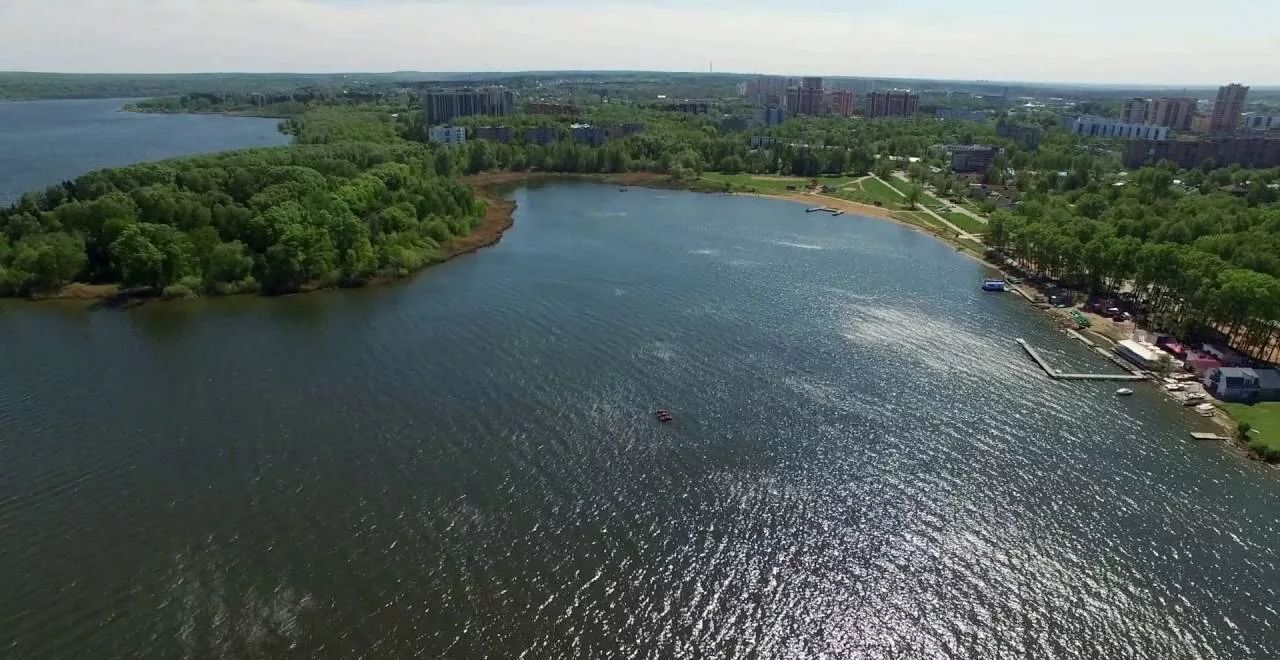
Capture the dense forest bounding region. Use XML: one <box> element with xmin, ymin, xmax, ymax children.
<box><xmin>0</xmin><ymin>143</ymin><xmax>485</xmax><ymax>297</ymax></box>
<box><xmin>988</xmin><ymin>165</ymin><xmax>1280</xmax><ymax>359</ymax></box>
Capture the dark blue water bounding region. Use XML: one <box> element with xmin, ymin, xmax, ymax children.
<box><xmin>0</xmin><ymin>98</ymin><xmax>289</xmax><ymax>206</ymax></box>
<box><xmin>2</xmin><ymin>183</ymin><xmax>1278</xmax><ymax>658</ymax></box>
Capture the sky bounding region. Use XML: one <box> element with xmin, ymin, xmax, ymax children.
<box><xmin>1</xmin><ymin>0</ymin><xmax>1277</xmax><ymax>86</ymax></box>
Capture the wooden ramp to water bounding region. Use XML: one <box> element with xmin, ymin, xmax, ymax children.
<box><xmin>1016</xmin><ymin>339</ymin><xmax>1148</xmax><ymax>382</ymax></box>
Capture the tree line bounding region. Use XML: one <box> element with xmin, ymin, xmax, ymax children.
<box><xmin>988</xmin><ymin>165</ymin><xmax>1280</xmax><ymax>360</ymax></box>
<box><xmin>0</xmin><ymin>143</ymin><xmax>485</xmax><ymax>297</ymax></box>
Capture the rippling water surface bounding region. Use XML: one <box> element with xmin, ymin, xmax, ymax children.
<box><xmin>2</xmin><ymin>183</ymin><xmax>1279</xmax><ymax>659</ymax></box>
<box><xmin>0</xmin><ymin>98</ymin><xmax>289</xmax><ymax>206</ymax></box>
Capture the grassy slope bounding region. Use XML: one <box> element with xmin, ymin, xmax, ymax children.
<box><xmin>699</xmin><ymin>172</ymin><xmax>862</xmax><ymax>193</ymax></box>
<box><xmin>942</xmin><ymin>211</ymin><xmax>989</xmax><ymax>234</ymax></box>
<box><xmin>1220</xmin><ymin>402</ymin><xmax>1280</xmax><ymax>451</ymax></box>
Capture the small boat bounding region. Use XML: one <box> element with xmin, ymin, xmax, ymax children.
<box><xmin>1182</xmin><ymin>393</ymin><xmax>1206</xmax><ymax>406</ymax></box>
<box><xmin>1164</xmin><ymin>383</ymin><xmax>1185</xmax><ymax>392</ymax></box>
<box><xmin>655</xmin><ymin>410</ymin><xmax>674</xmax><ymax>423</ymax></box>
<box><xmin>982</xmin><ymin>279</ymin><xmax>1006</xmax><ymax>292</ymax></box>
<box><xmin>1115</xmin><ymin>388</ymin><xmax>1134</xmax><ymax>396</ymax></box>
<box><xmin>1195</xmin><ymin>403</ymin><xmax>1216</xmax><ymax>414</ymax></box>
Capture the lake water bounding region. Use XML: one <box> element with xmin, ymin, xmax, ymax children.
<box><xmin>3</xmin><ymin>182</ymin><xmax>1280</xmax><ymax>658</ymax></box>
<box><xmin>0</xmin><ymin>98</ymin><xmax>290</xmax><ymax>207</ymax></box>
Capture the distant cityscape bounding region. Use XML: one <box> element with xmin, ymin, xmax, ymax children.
<box><xmin>415</xmin><ymin>74</ymin><xmax>1279</xmax><ymax>171</ymax></box>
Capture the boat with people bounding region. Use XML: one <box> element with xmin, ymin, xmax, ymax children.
<box><xmin>655</xmin><ymin>410</ymin><xmax>674</xmax><ymax>423</ymax></box>
<box><xmin>981</xmin><ymin>279</ymin><xmax>1006</xmax><ymax>292</ymax></box>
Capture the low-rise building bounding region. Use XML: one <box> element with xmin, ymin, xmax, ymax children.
<box><xmin>936</xmin><ymin>108</ymin><xmax>989</xmax><ymax>122</ymax></box>
<box><xmin>427</xmin><ymin>126</ymin><xmax>467</xmax><ymax>146</ymax></box>
<box><xmin>1115</xmin><ymin>339</ymin><xmax>1172</xmax><ymax>370</ymax></box>
<box><xmin>473</xmin><ymin>126</ymin><xmax>513</xmax><ymax>144</ymax></box>
<box><xmin>756</xmin><ymin>105</ymin><xmax>786</xmax><ymax>127</ymax></box>
<box><xmin>718</xmin><ymin>115</ymin><xmax>751</xmax><ymax>132</ymax></box>
<box><xmin>1069</xmin><ymin>115</ymin><xmax>1169</xmax><ymax>141</ymax></box>
<box><xmin>942</xmin><ymin>144</ymin><xmax>1000</xmax><ymax>173</ymax></box>
<box><xmin>526</xmin><ymin>102</ymin><xmax>580</xmax><ymax>116</ymax></box>
<box><xmin>1204</xmin><ymin>367</ymin><xmax>1280</xmax><ymax>403</ymax></box>
<box><xmin>996</xmin><ymin>121</ymin><xmax>1044</xmax><ymax>150</ymax></box>
<box><xmin>569</xmin><ymin>123</ymin><xmax>645</xmax><ymax>147</ymax></box>
<box><xmin>523</xmin><ymin>126</ymin><xmax>561</xmax><ymax>146</ymax></box>
<box><xmin>1123</xmin><ymin>136</ymin><xmax>1280</xmax><ymax>169</ymax></box>
<box><xmin>1243</xmin><ymin>113</ymin><xmax>1280</xmax><ymax>131</ymax></box>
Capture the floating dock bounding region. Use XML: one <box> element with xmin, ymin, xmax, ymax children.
<box><xmin>806</xmin><ymin>207</ymin><xmax>841</xmax><ymax>215</ymax></box>
<box><xmin>1189</xmin><ymin>432</ymin><xmax>1230</xmax><ymax>441</ymax></box>
<box><xmin>1016</xmin><ymin>338</ymin><xmax>1147</xmax><ymax>382</ymax></box>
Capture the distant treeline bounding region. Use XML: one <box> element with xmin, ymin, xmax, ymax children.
<box><xmin>0</xmin><ymin>143</ymin><xmax>485</xmax><ymax>297</ymax></box>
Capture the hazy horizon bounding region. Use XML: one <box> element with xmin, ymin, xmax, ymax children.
<box><xmin>2</xmin><ymin>0</ymin><xmax>1278</xmax><ymax>87</ymax></box>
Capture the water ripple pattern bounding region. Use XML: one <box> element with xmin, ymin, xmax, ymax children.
<box><xmin>1</xmin><ymin>183</ymin><xmax>1278</xmax><ymax>659</ymax></box>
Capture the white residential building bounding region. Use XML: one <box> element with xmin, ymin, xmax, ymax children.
<box><xmin>1069</xmin><ymin>116</ymin><xmax>1169</xmax><ymax>141</ymax></box>
<box><xmin>1243</xmin><ymin>114</ymin><xmax>1280</xmax><ymax>131</ymax></box>
<box><xmin>428</xmin><ymin>126</ymin><xmax>467</xmax><ymax>146</ymax></box>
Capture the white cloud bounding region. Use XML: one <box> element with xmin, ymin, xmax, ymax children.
<box><xmin>0</xmin><ymin>0</ymin><xmax>1275</xmax><ymax>85</ymax></box>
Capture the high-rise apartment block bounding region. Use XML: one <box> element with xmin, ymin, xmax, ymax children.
<box><xmin>1210</xmin><ymin>84</ymin><xmax>1249</xmax><ymax>131</ymax></box>
<box><xmin>422</xmin><ymin>88</ymin><xmax>515</xmax><ymax>125</ymax></box>
<box><xmin>786</xmin><ymin>77</ymin><xmax>825</xmax><ymax>116</ymax></box>
<box><xmin>740</xmin><ymin>75</ymin><xmax>789</xmax><ymax>100</ymax></box>
<box><xmin>864</xmin><ymin>90</ymin><xmax>920</xmax><ymax>119</ymax></box>
<box><xmin>1148</xmin><ymin>97</ymin><xmax>1197</xmax><ymax>131</ymax></box>
<box><xmin>1122</xmin><ymin>97</ymin><xmax>1149</xmax><ymax>124</ymax></box>
<box><xmin>830</xmin><ymin>91</ymin><xmax>856</xmax><ymax>118</ymax></box>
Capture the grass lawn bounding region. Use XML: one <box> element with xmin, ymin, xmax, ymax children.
<box><xmin>843</xmin><ymin>177</ymin><xmax>908</xmax><ymax>208</ymax></box>
<box><xmin>891</xmin><ymin>211</ymin><xmax>947</xmax><ymax>231</ymax></box>
<box><xmin>1220</xmin><ymin>402</ymin><xmax>1280</xmax><ymax>452</ymax></box>
<box><xmin>699</xmin><ymin>172</ymin><xmax>862</xmax><ymax>194</ymax></box>
<box><xmin>942</xmin><ymin>211</ymin><xmax>988</xmax><ymax>235</ymax></box>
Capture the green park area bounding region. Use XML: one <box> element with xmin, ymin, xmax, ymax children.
<box><xmin>837</xmin><ymin>177</ymin><xmax>908</xmax><ymax>209</ymax></box>
<box><xmin>1220</xmin><ymin>403</ymin><xmax>1280</xmax><ymax>457</ymax></box>
<box><xmin>941</xmin><ymin>211</ymin><xmax>989</xmax><ymax>234</ymax></box>
<box><xmin>699</xmin><ymin>172</ymin><xmax>862</xmax><ymax>194</ymax></box>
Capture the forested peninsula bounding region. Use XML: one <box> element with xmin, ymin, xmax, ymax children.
<box><xmin>0</xmin><ymin>143</ymin><xmax>487</xmax><ymax>299</ymax></box>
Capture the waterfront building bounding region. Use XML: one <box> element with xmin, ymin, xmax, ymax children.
<box><xmin>864</xmin><ymin>90</ymin><xmax>919</xmax><ymax>119</ymax></box>
<box><xmin>423</xmin><ymin>88</ymin><xmax>515</xmax><ymax>125</ymax></box>
<box><xmin>1210</xmin><ymin>83</ymin><xmax>1249</xmax><ymax>131</ymax></box>
<box><xmin>1115</xmin><ymin>339</ymin><xmax>1171</xmax><ymax>370</ymax></box>
<box><xmin>1122</xmin><ymin>136</ymin><xmax>1280</xmax><ymax>169</ymax></box>
<box><xmin>1069</xmin><ymin>115</ymin><xmax>1169</xmax><ymax>140</ymax></box>
<box><xmin>1203</xmin><ymin>367</ymin><xmax>1280</xmax><ymax>403</ymax></box>
<box><xmin>427</xmin><ymin>126</ymin><xmax>466</xmax><ymax>146</ymax></box>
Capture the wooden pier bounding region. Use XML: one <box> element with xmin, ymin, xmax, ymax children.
<box><xmin>1189</xmin><ymin>432</ymin><xmax>1230</xmax><ymax>441</ymax></box>
<box><xmin>806</xmin><ymin>207</ymin><xmax>841</xmax><ymax>215</ymax></box>
<box><xmin>1016</xmin><ymin>339</ymin><xmax>1148</xmax><ymax>382</ymax></box>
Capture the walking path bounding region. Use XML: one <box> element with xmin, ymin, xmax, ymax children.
<box><xmin>874</xmin><ymin>174</ymin><xmax>982</xmax><ymax>241</ymax></box>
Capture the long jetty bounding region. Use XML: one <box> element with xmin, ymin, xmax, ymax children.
<box><xmin>1015</xmin><ymin>338</ymin><xmax>1147</xmax><ymax>382</ymax></box>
